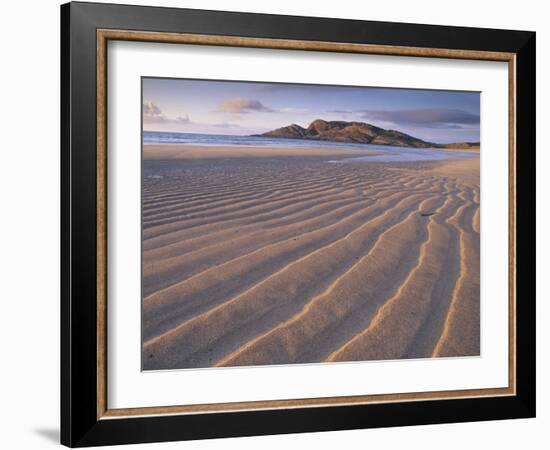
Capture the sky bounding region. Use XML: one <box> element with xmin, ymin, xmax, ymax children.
<box><xmin>142</xmin><ymin>78</ymin><xmax>480</xmax><ymax>144</ymax></box>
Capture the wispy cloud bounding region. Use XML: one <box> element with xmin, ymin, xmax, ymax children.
<box><xmin>255</xmin><ymin>83</ymin><xmax>329</xmax><ymax>95</ymax></box>
<box><xmin>142</xmin><ymin>102</ymin><xmax>246</xmax><ymax>132</ymax></box>
<box><xmin>279</xmin><ymin>107</ymin><xmax>310</xmax><ymax>114</ymax></box>
<box><xmin>326</xmin><ymin>109</ymin><xmax>355</xmax><ymax>119</ymax></box>
<box><xmin>143</xmin><ymin>101</ymin><xmax>190</xmax><ymax>125</ymax></box>
<box><xmin>358</xmin><ymin>108</ymin><xmax>479</xmax><ymax>128</ymax></box>
<box><xmin>326</xmin><ymin>108</ymin><xmax>479</xmax><ymax>129</ymax></box>
<box><xmin>219</xmin><ymin>98</ymin><xmax>274</xmax><ymax>113</ymax></box>
<box><xmin>211</xmin><ymin>122</ymin><xmax>241</xmax><ymax>129</ymax></box>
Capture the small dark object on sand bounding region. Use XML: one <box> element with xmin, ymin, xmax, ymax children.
<box><xmin>421</xmin><ymin>212</ymin><xmax>435</xmax><ymax>216</ymax></box>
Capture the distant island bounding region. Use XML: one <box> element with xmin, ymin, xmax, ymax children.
<box><xmin>255</xmin><ymin>119</ymin><xmax>479</xmax><ymax>151</ymax></box>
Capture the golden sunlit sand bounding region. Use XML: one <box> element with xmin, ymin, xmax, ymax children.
<box><xmin>142</xmin><ymin>145</ymin><xmax>480</xmax><ymax>370</ymax></box>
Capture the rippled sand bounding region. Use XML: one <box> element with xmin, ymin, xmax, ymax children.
<box><xmin>142</xmin><ymin>146</ymin><xmax>480</xmax><ymax>370</ymax></box>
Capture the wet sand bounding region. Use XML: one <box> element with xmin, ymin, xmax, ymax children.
<box><xmin>143</xmin><ymin>144</ymin><xmax>377</xmax><ymax>159</ymax></box>
<box><xmin>142</xmin><ymin>145</ymin><xmax>480</xmax><ymax>370</ymax></box>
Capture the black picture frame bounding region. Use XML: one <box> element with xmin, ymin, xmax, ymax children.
<box><xmin>61</xmin><ymin>1</ymin><xmax>536</xmax><ymax>447</ymax></box>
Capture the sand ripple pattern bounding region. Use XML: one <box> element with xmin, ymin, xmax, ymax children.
<box><xmin>142</xmin><ymin>160</ymin><xmax>480</xmax><ymax>370</ymax></box>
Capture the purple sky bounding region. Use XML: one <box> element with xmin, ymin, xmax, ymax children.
<box><xmin>143</xmin><ymin>78</ymin><xmax>480</xmax><ymax>143</ymax></box>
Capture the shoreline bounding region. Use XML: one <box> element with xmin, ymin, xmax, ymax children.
<box><xmin>143</xmin><ymin>144</ymin><xmax>378</xmax><ymax>159</ymax></box>
<box><xmin>143</xmin><ymin>143</ymin><xmax>477</xmax><ymax>161</ymax></box>
<box><xmin>438</xmin><ymin>147</ymin><xmax>480</xmax><ymax>153</ymax></box>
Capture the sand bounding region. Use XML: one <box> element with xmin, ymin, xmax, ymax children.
<box><xmin>142</xmin><ymin>145</ymin><xmax>480</xmax><ymax>370</ymax></box>
<box><xmin>144</xmin><ymin>144</ymin><xmax>377</xmax><ymax>159</ymax></box>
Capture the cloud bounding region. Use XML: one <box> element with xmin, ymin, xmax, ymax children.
<box><xmin>255</xmin><ymin>84</ymin><xmax>300</xmax><ymax>94</ymax></box>
<box><xmin>325</xmin><ymin>108</ymin><xmax>479</xmax><ymax>129</ymax></box>
<box><xmin>357</xmin><ymin>108</ymin><xmax>479</xmax><ymax>128</ymax></box>
<box><xmin>174</xmin><ymin>114</ymin><xmax>190</xmax><ymax>124</ymax></box>
<box><xmin>279</xmin><ymin>107</ymin><xmax>309</xmax><ymax>114</ymax></box>
<box><xmin>220</xmin><ymin>98</ymin><xmax>274</xmax><ymax>113</ymax></box>
<box><xmin>211</xmin><ymin>122</ymin><xmax>241</xmax><ymax>129</ymax></box>
<box><xmin>143</xmin><ymin>101</ymin><xmax>163</xmax><ymax>117</ymax></box>
<box><xmin>143</xmin><ymin>102</ymin><xmax>190</xmax><ymax>125</ymax></box>
<box><xmin>142</xmin><ymin>102</ymin><xmax>244</xmax><ymax>132</ymax></box>
<box><xmin>326</xmin><ymin>109</ymin><xmax>355</xmax><ymax>118</ymax></box>
<box><xmin>255</xmin><ymin>83</ymin><xmax>328</xmax><ymax>94</ymax></box>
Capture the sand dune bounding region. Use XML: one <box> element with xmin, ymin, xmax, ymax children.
<box><xmin>142</xmin><ymin>152</ymin><xmax>480</xmax><ymax>370</ymax></box>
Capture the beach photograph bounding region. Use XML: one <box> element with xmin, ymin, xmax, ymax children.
<box><xmin>141</xmin><ymin>78</ymin><xmax>480</xmax><ymax>371</ymax></box>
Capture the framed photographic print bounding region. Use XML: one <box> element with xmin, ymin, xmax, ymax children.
<box><xmin>60</xmin><ymin>1</ymin><xmax>536</xmax><ymax>447</ymax></box>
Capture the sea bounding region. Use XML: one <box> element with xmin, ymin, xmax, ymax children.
<box><xmin>143</xmin><ymin>131</ymin><xmax>478</xmax><ymax>163</ymax></box>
